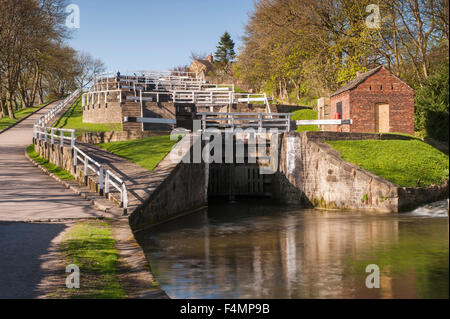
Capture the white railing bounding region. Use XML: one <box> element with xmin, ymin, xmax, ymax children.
<box><xmin>199</xmin><ymin>112</ymin><xmax>292</xmax><ymax>132</ymax></box>
<box><xmin>95</xmin><ymin>70</ymin><xmax>200</xmax><ymax>83</ymax></box>
<box><xmin>105</xmin><ymin>170</ymin><xmax>128</xmax><ymax>212</ymax></box>
<box><xmin>35</xmin><ymin>90</ymin><xmax>80</xmax><ymax>127</ymax></box>
<box><xmin>81</xmin><ymin>89</ymin><xmax>122</xmax><ymax>109</ymax></box>
<box><xmin>73</xmin><ymin>145</ymin><xmax>104</xmax><ymax>193</ymax></box>
<box><xmin>33</xmin><ymin>90</ymin><xmax>129</xmax><ymax>215</ymax></box>
<box><xmin>34</xmin><ymin>126</ymin><xmax>76</xmax><ymax>148</ymax></box>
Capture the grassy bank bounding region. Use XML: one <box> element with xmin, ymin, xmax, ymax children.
<box><xmin>27</xmin><ymin>145</ymin><xmax>74</xmax><ymax>180</ymax></box>
<box><xmin>0</xmin><ymin>102</ymin><xmax>51</xmax><ymax>131</ymax></box>
<box><xmin>98</xmin><ymin>136</ymin><xmax>178</xmax><ymax>171</ymax></box>
<box><xmin>327</xmin><ymin>139</ymin><xmax>449</xmax><ymax>187</ymax></box>
<box><xmin>60</xmin><ymin>221</ymin><xmax>125</xmax><ymax>299</ymax></box>
<box><xmin>291</xmin><ymin>109</ymin><xmax>320</xmax><ymax>132</ymax></box>
<box><xmin>53</xmin><ymin>97</ymin><xmax>122</xmax><ymax>136</ymax></box>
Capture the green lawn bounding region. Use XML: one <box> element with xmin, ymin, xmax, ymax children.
<box><xmin>98</xmin><ymin>135</ymin><xmax>179</xmax><ymax>171</ymax></box>
<box><xmin>291</xmin><ymin>109</ymin><xmax>320</xmax><ymax>132</ymax></box>
<box><xmin>0</xmin><ymin>102</ymin><xmax>50</xmax><ymax>131</ymax></box>
<box><xmin>61</xmin><ymin>221</ymin><xmax>125</xmax><ymax>299</ymax></box>
<box><xmin>27</xmin><ymin>145</ymin><xmax>74</xmax><ymax>181</ymax></box>
<box><xmin>53</xmin><ymin>97</ymin><xmax>122</xmax><ymax>136</ymax></box>
<box><xmin>327</xmin><ymin>139</ymin><xmax>449</xmax><ymax>187</ymax></box>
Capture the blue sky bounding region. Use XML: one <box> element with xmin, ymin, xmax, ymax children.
<box><xmin>67</xmin><ymin>0</ymin><xmax>255</xmax><ymax>72</ymax></box>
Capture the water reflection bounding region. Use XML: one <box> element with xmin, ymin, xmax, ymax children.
<box><xmin>136</xmin><ymin>200</ymin><xmax>449</xmax><ymax>299</ymax></box>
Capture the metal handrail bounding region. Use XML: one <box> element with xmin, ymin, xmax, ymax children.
<box><xmin>198</xmin><ymin>112</ymin><xmax>292</xmax><ymax>132</ymax></box>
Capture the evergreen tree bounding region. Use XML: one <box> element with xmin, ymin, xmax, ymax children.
<box><xmin>214</xmin><ymin>32</ymin><xmax>236</xmax><ymax>73</ymax></box>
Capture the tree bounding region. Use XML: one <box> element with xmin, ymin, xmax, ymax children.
<box><xmin>214</xmin><ymin>32</ymin><xmax>236</xmax><ymax>74</ymax></box>
<box><xmin>74</xmin><ymin>52</ymin><xmax>106</xmax><ymax>89</ymax></box>
<box><xmin>0</xmin><ymin>0</ymin><xmax>69</xmax><ymax>118</ymax></box>
<box><xmin>415</xmin><ymin>62</ymin><xmax>449</xmax><ymax>141</ymax></box>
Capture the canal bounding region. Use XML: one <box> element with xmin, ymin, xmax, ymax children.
<box><xmin>136</xmin><ymin>200</ymin><xmax>449</xmax><ymax>299</ymax></box>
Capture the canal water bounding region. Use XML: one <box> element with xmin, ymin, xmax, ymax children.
<box><xmin>136</xmin><ymin>200</ymin><xmax>449</xmax><ymax>299</ymax></box>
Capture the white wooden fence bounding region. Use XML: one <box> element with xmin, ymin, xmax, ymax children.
<box><xmin>33</xmin><ymin>91</ymin><xmax>129</xmax><ymax>214</ymax></box>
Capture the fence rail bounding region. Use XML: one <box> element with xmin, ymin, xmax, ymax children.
<box><xmin>33</xmin><ymin>90</ymin><xmax>129</xmax><ymax>215</ymax></box>
<box><xmin>198</xmin><ymin>112</ymin><xmax>292</xmax><ymax>132</ymax></box>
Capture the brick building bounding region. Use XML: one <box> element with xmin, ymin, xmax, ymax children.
<box><xmin>189</xmin><ymin>54</ymin><xmax>215</xmax><ymax>80</ymax></box>
<box><xmin>330</xmin><ymin>66</ymin><xmax>415</xmax><ymax>135</ymax></box>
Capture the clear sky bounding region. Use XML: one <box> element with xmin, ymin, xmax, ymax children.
<box><xmin>67</xmin><ymin>0</ymin><xmax>255</xmax><ymax>72</ymax></box>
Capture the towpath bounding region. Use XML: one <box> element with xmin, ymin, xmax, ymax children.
<box><xmin>0</xmin><ymin>101</ymin><xmax>106</xmax><ymax>298</ymax></box>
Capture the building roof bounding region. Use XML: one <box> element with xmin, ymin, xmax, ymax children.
<box><xmin>331</xmin><ymin>66</ymin><xmax>383</xmax><ymax>97</ymax></box>
<box><xmin>190</xmin><ymin>59</ymin><xmax>214</xmax><ymax>74</ymax></box>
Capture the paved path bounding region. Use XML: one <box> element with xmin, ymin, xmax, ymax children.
<box><xmin>0</xmin><ymin>101</ymin><xmax>106</xmax><ymax>221</ymax></box>
<box><xmin>0</xmin><ymin>102</ymin><xmax>105</xmax><ymax>298</ymax></box>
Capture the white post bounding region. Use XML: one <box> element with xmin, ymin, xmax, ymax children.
<box><xmin>73</xmin><ymin>148</ymin><xmax>78</xmax><ymax>170</ymax></box>
<box><xmin>121</xmin><ymin>182</ymin><xmax>128</xmax><ymax>215</ymax></box>
<box><xmin>71</xmin><ymin>131</ymin><xmax>75</xmax><ymax>148</ymax></box>
<box><xmin>51</xmin><ymin>128</ymin><xmax>55</xmax><ymax>145</ymax></box>
<box><xmin>60</xmin><ymin>130</ymin><xmax>64</xmax><ymax>148</ymax></box>
<box><xmin>84</xmin><ymin>157</ymin><xmax>89</xmax><ymax>185</ymax></box>
<box><xmin>105</xmin><ymin>171</ymin><xmax>110</xmax><ymax>197</ymax></box>
<box><xmin>99</xmin><ymin>167</ymin><xmax>104</xmax><ymax>195</ymax></box>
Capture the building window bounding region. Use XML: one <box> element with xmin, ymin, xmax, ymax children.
<box><xmin>380</xmin><ymin>85</ymin><xmax>383</xmax><ymax>90</ymax></box>
<box><xmin>336</xmin><ymin>102</ymin><xmax>343</xmax><ymax>118</ymax></box>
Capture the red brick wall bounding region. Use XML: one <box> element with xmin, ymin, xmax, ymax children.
<box><xmin>330</xmin><ymin>92</ymin><xmax>351</xmax><ymax>132</ymax></box>
<box><xmin>330</xmin><ymin>68</ymin><xmax>415</xmax><ymax>135</ymax></box>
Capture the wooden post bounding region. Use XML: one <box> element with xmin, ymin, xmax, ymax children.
<box><xmin>104</xmin><ymin>172</ymin><xmax>110</xmax><ymax>198</ymax></box>
<box><xmin>99</xmin><ymin>167</ymin><xmax>104</xmax><ymax>196</ymax></box>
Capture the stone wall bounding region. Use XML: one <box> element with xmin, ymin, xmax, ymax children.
<box><xmin>33</xmin><ymin>140</ymin><xmax>100</xmax><ymax>193</ymax></box>
<box><xmin>128</xmin><ymin>134</ymin><xmax>208</xmax><ymax>231</ymax></box>
<box><xmin>83</xmin><ymin>97</ymin><xmax>123</xmax><ymax>124</ymax></box>
<box><xmin>275</xmin><ymin>132</ymin><xmax>448</xmax><ymax>212</ymax></box>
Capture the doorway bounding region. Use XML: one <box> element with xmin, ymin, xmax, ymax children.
<box><xmin>375</xmin><ymin>104</ymin><xmax>390</xmax><ymax>133</ymax></box>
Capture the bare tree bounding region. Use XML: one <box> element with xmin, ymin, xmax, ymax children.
<box><xmin>74</xmin><ymin>52</ymin><xmax>106</xmax><ymax>89</ymax></box>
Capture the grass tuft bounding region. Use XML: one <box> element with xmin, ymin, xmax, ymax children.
<box><xmin>61</xmin><ymin>221</ymin><xmax>125</xmax><ymax>299</ymax></box>
<box><xmin>27</xmin><ymin>145</ymin><xmax>74</xmax><ymax>181</ymax></box>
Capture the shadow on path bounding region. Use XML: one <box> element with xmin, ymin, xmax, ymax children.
<box><xmin>0</xmin><ymin>223</ymin><xmax>68</xmax><ymax>299</ymax></box>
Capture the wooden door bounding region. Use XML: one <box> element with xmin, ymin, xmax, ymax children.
<box><xmin>375</xmin><ymin>104</ymin><xmax>390</xmax><ymax>133</ymax></box>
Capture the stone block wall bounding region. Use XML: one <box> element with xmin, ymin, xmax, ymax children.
<box><xmin>128</xmin><ymin>134</ymin><xmax>208</xmax><ymax>231</ymax></box>
<box><xmin>83</xmin><ymin>93</ymin><xmax>123</xmax><ymax>124</ymax></box>
<box><xmin>276</xmin><ymin>132</ymin><xmax>448</xmax><ymax>212</ymax></box>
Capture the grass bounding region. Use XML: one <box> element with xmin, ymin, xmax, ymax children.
<box><xmin>327</xmin><ymin>139</ymin><xmax>449</xmax><ymax>187</ymax></box>
<box><xmin>98</xmin><ymin>135</ymin><xmax>178</xmax><ymax>171</ymax></box>
<box><xmin>291</xmin><ymin>109</ymin><xmax>320</xmax><ymax>132</ymax></box>
<box><xmin>27</xmin><ymin>145</ymin><xmax>74</xmax><ymax>181</ymax></box>
<box><xmin>0</xmin><ymin>102</ymin><xmax>51</xmax><ymax>131</ymax></box>
<box><xmin>61</xmin><ymin>221</ymin><xmax>125</xmax><ymax>299</ymax></box>
<box><xmin>53</xmin><ymin>97</ymin><xmax>122</xmax><ymax>136</ymax></box>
